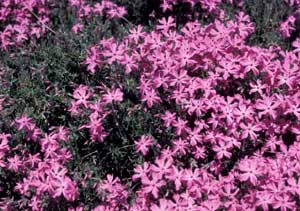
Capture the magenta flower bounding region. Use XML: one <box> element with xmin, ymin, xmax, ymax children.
<box><xmin>135</xmin><ymin>135</ymin><xmax>153</xmax><ymax>156</ymax></box>
<box><xmin>238</xmin><ymin>159</ymin><xmax>261</xmax><ymax>185</ymax></box>
<box><xmin>7</xmin><ymin>155</ymin><xmax>22</xmax><ymax>172</ymax></box>
<box><xmin>73</xmin><ymin>85</ymin><xmax>93</xmax><ymax>108</ymax></box>
<box><xmin>102</xmin><ymin>88</ymin><xmax>124</xmax><ymax>104</ymax></box>
<box><xmin>14</xmin><ymin>114</ymin><xmax>33</xmax><ymax>131</ymax></box>
<box><xmin>142</xmin><ymin>175</ymin><xmax>166</xmax><ymax>198</ymax></box>
<box><xmin>53</xmin><ymin>177</ymin><xmax>78</xmax><ymax>201</ymax></box>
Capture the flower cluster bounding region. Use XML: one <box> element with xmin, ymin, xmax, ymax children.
<box><xmin>2</xmin><ymin>0</ymin><xmax>300</xmax><ymax>210</ymax></box>
<box><xmin>279</xmin><ymin>0</ymin><xmax>300</xmax><ymax>37</ymax></box>
<box><xmin>0</xmin><ymin>0</ymin><xmax>51</xmax><ymax>50</ymax></box>
<box><xmin>82</xmin><ymin>2</ymin><xmax>300</xmax><ymax>210</ymax></box>
<box><xmin>0</xmin><ymin>115</ymin><xmax>78</xmax><ymax>210</ymax></box>
<box><xmin>279</xmin><ymin>15</ymin><xmax>296</xmax><ymax>38</ymax></box>
<box><xmin>69</xmin><ymin>85</ymin><xmax>123</xmax><ymax>142</ymax></box>
<box><xmin>0</xmin><ymin>0</ymin><xmax>127</xmax><ymax>49</ymax></box>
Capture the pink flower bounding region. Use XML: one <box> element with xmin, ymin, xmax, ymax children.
<box><xmin>73</xmin><ymin>85</ymin><xmax>93</xmax><ymax>108</ymax></box>
<box><xmin>129</xmin><ymin>25</ymin><xmax>145</xmax><ymax>43</ymax></box>
<box><xmin>273</xmin><ymin>194</ymin><xmax>296</xmax><ymax>211</ymax></box>
<box><xmin>132</xmin><ymin>162</ymin><xmax>150</xmax><ymax>182</ymax></box>
<box><xmin>200</xmin><ymin>199</ymin><xmax>221</xmax><ymax>211</ymax></box>
<box><xmin>156</xmin><ymin>17</ymin><xmax>176</xmax><ymax>31</ymax></box>
<box><xmin>14</xmin><ymin>114</ymin><xmax>33</xmax><ymax>131</ymax></box>
<box><xmin>141</xmin><ymin>89</ymin><xmax>161</xmax><ymax>108</ymax></box>
<box><xmin>71</xmin><ymin>23</ymin><xmax>84</xmax><ymax>34</ymax></box>
<box><xmin>84</xmin><ymin>47</ymin><xmax>101</xmax><ymax>74</ymax></box>
<box><xmin>279</xmin><ymin>16</ymin><xmax>296</xmax><ymax>38</ymax></box>
<box><xmin>150</xmin><ymin>199</ymin><xmax>174</xmax><ymax>211</ymax></box>
<box><xmin>102</xmin><ymin>88</ymin><xmax>123</xmax><ymax>104</ymax></box>
<box><xmin>212</xmin><ymin>141</ymin><xmax>232</xmax><ymax>160</ymax></box>
<box><xmin>151</xmin><ymin>157</ymin><xmax>173</xmax><ymax>178</ymax></box>
<box><xmin>255</xmin><ymin>96</ymin><xmax>280</xmax><ymax>119</ymax></box>
<box><xmin>240</xmin><ymin>121</ymin><xmax>261</xmax><ymax>141</ymax></box>
<box><xmin>53</xmin><ymin>177</ymin><xmax>78</xmax><ymax>201</ymax></box>
<box><xmin>142</xmin><ymin>175</ymin><xmax>166</xmax><ymax>198</ymax></box>
<box><xmin>135</xmin><ymin>135</ymin><xmax>153</xmax><ymax>156</ymax></box>
<box><xmin>102</xmin><ymin>43</ymin><xmax>125</xmax><ymax>64</ymax></box>
<box><xmin>292</xmin><ymin>38</ymin><xmax>300</xmax><ymax>53</ymax></box>
<box><xmin>238</xmin><ymin>159</ymin><xmax>260</xmax><ymax>185</ymax></box>
<box><xmin>80</xmin><ymin>113</ymin><xmax>108</xmax><ymax>142</ymax></box>
<box><xmin>160</xmin><ymin>111</ymin><xmax>176</xmax><ymax>127</ymax></box>
<box><xmin>166</xmin><ymin>166</ymin><xmax>183</xmax><ymax>191</ymax></box>
<box><xmin>255</xmin><ymin>191</ymin><xmax>273</xmax><ymax>211</ymax></box>
<box><xmin>28</xmin><ymin>196</ymin><xmax>42</xmax><ymax>211</ymax></box>
<box><xmin>172</xmin><ymin>118</ymin><xmax>187</xmax><ymax>136</ymax></box>
<box><xmin>172</xmin><ymin>138</ymin><xmax>188</xmax><ymax>155</ymax></box>
<box><xmin>7</xmin><ymin>155</ymin><xmax>22</xmax><ymax>172</ymax></box>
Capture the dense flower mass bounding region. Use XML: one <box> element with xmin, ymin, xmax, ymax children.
<box><xmin>0</xmin><ymin>0</ymin><xmax>52</xmax><ymax>50</ymax></box>
<box><xmin>2</xmin><ymin>0</ymin><xmax>300</xmax><ymax>210</ymax></box>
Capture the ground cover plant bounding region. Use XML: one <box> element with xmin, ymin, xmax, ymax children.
<box><xmin>2</xmin><ymin>0</ymin><xmax>300</xmax><ymax>210</ymax></box>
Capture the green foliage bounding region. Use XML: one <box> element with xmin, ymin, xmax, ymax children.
<box><xmin>243</xmin><ymin>0</ymin><xmax>293</xmax><ymax>48</ymax></box>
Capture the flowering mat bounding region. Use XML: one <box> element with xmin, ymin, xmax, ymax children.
<box><xmin>1</xmin><ymin>0</ymin><xmax>300</xmax><ymax>210</ymax></box>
